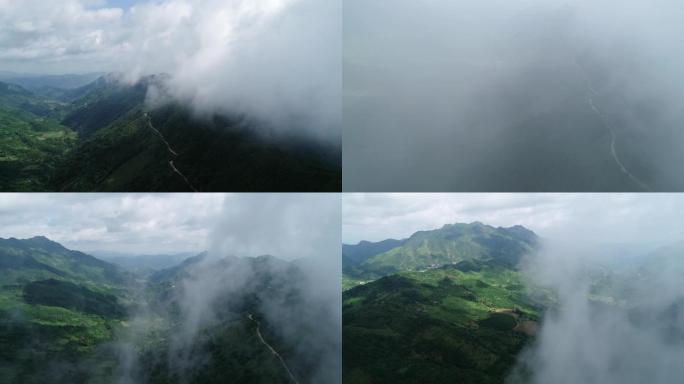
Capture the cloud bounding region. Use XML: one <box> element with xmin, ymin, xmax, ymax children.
<box><xmin>0</xmin><ymin>193</ymin><xmax>223</xmax><ymax>254</ymax></box>
<box><xmin>0</xmin><ymin>0</ymin><xmax>340</xmax><ymax>139</ymax></box>
<box><xmin>508</xmin><ymin>226</ymin><xmax>684</xmax><ymax>384</ymax></box>
<box><xmin>210</xmin><ymin>193</ymin><xmax>341</xmax><ymax>261</ymax></box>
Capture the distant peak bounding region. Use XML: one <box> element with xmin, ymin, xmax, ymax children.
<box><xmin>28</xmin><ymin>235</ymin><xmax>64</xmax><ymax>245</ymax></box>
<box><xmin>440</xmin><ymin>221</ymin><xmax>490</xmax><ymax>229</ymax></box>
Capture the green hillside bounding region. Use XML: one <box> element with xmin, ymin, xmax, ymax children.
<box><xmin>342</xmin><ymin>223</ymin><xmax>547</xmax><ymax>384</ymax></box>
<box><xmin>344</xmin><ymin>222</ymin><xmax>538</xmax><ymax>284</ymax></box>
<box><xmin>53</xmin><ymin>103</ymin><xmax>341</xmax><ymax>192</ymax></box>
<box><xmin>0</xmin><ymin>237</ymin><xmax>334</xmax><ymax>383</ymax></box>
<box><xmin>0</xmin><ymin>82</ymin><xmax>76</xmax><ymax>191</ymax></box>
<box><xmin>343</xmin><ymin>264</ymin><xmax>544</xmax><ymax>384</ymax></box>
<box><xmin>0</xmin><ymin>237</ymin><xmax>132</xmax><ymax>383</ymax></box>
<box><xmin>0</xmin><ymin>74</ymin><xmax>341</xmax><ymax>191</ymax></box>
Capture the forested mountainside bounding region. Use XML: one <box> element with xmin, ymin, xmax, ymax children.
<box><xmin>0</xmin><ymin>75</ymin><xmax>340</xmax><ymax>192</ymax></box>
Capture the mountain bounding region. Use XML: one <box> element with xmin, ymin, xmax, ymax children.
<box><xmin>0</xmin><ymin>236</ymin><xmax>129</xmax><ymax>286</ymax></box>
<box><xmin>0</xmin><ymin>74</ymin><xmax>341</xmax><ymax>192</ymax></box>
<box><xmin>343</xmin><ymin>264</ymin><xmax>544</xmax><ymax>384</ymax></box>
<box><xmin>0</xmin><ymin>237</ymin><xmax>132</xmax><ymax>383</ymax></box>
<box><xmin>50</xmin><ymin>74</ymin><xmax>340</xmax><ymax>191</ymax></box>
<box><xmin>342</xmin><ymin>223</ymin><xmax>545</xmax><ymax>384</ymax></box>
<box><xmin>94</xmin><ymin>251</ymin><xmax>197</xmax><ymax>273</ymax></box>
<box><xmin>131</xmin><ymin>253</ymin><xmax>338</xmax><ymax>383</ymax></box>
<box><xmin>3</xmin><ymin>73</ymin><xmax>103</xmax><ymax>92</ymax></box>
<box><xmin>0</xmin><ymin>82</ymin><xmax>76</xmax><ymax>191</ymax></box>
<box><xmin>0</xmin><ymin>238</ymin><xmax>338</xmax><ymax>383</ymax></box>
<box><xmin>344</xmin><ymin>222</ymin><xmax>538</xmax><ymax>282</ymax></box>
<box><xmin>0</xmin><ymin>81</ymin><xmax>59</xmax><ymax>117</ymax></box>
<box><xmin>343</xmin><ymin>239</ymin><xmax>405</xmax><ymax>267</ymax></box>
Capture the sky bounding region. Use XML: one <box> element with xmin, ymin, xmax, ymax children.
<box><xmin>342</xmin><ymin>193</ymin><xmax>684</xmax><ymax>246</ymax></box>
<box><xmin>0</xmin><ymin>0</ymin><xmax>340</xmax><ymax>139</ymax></box>
<box><xmin>0</xmin><ymin>193</ymin><xmax>340</xmax><ymax>258</ymax></box>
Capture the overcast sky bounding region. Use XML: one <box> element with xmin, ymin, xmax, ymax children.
<box><xmin>0</xmin><ymin>193</ymin><xmax>340</xmax><ymax>259</ymax></box>
<box><xmin>343</xmin><ymin>194</ymin><xmax>684</xmax><ymax>246</ymax></box>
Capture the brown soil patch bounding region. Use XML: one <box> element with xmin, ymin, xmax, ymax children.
<box><xmin>513</xmin><ymin>320</ymin><xmax>539</xmax><ymax>336</ymax></box>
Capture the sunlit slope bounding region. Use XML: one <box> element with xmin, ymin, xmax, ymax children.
<box><xmin>344</xmin><ymin>222</ymin><xmax>538</xmax><ymax>282</ymax></box>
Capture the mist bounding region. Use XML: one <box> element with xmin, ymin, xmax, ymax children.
<box><xmin>344</xmin><ymin>0</ymin><xmax>684</xmax><ymax>190</ymax></box>
<box><xmin>508</xmin><ymin>232</ymin><xmax>684</xmax><ymax>383</ymax></box>
<box><xmin>115</xmin><ymin>193</ymin><xmax>341</xmax><ymax>383</ymax></box>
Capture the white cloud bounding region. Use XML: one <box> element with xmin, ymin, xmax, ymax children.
<box><xmin>0</xmin><ymin>193</ymin><xmax>222</xmax><ymax>254</ymax></box>
<box><xmin>0</xmin><ymin>193</ymin><xmax>340</xmax><ymax>260</ymax></box>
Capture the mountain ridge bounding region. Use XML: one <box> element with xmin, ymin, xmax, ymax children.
<box><xmin>344</xmin><ymin>222</ymin><xmax>539</xmax><ymax>282</ymax></box>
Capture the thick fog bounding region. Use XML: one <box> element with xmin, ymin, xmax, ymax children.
<box><xmin>0</xmin><ymin>0</ymin><xmax>340</xmax><ymax>141</ymax></box>
<box><xmin>507</xmin><ymin>213</ymin><xmax>684</xmax><ymax>382</ymax></box>
<box><xmin>344</xmin><ymin>0</ymin><xmax>684</xmax><ymax>191</ymax></box>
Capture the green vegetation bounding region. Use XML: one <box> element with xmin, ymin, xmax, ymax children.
<box><xmin>343</xmin><ymin>223</ymin><xmax>545</xmax><ymax>384</ymax></box>
<box><xmin>1</xmin><ymin>237</ymin><xmax>324</xmax><ymax>383</ymax></box>
<box><xmin>0</xmin><ymin>237</ymin><xmax>130</xmax><ymax>383</ymax></box>
<box><xmin>343</xmin><ymin>267</ymin><xmax>542</xmax><ymax>384</ymax></box>
<box><xmin>0</xmin><ymin>75</ymin><xmax>341</xmax><ymax>191</ymax></box>
<box><xmin>23</xmin><ymin>279</ymin><xmax>125</xmax><ymax>318</ymax></box>
<box><xmin>344</xmin><ymin>222</ymin><xmax>537</xmax><ymax>282</ymax></box>
<box><xmin>0</xmin><ymin>102</ymin><xmax>76</xmax><ymax>191</ymax></box>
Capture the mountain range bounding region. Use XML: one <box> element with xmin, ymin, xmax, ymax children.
<box><xmin>0</xmin><ymin>74</ymin><xmax>341</xmax><ymax>192</ymax></box>
<box><xmin>0</xmin><ymin>236</ymin><xmax>334</xmax><ymax>383</ymax></box>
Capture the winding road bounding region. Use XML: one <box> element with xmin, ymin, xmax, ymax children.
<box><xmin>143</xmin><ymin>113</ymin><xmax>198</xmax><ymax>192</ymax></box>
<box><xmin>248</xmin><ymin>313</ymin><xmax>300</xmax><ymax>384</ymax></box>
<box><xmin>573</xmin><ymin>61</ymin><xmax>651</xmax><ymax>191</ymax></box>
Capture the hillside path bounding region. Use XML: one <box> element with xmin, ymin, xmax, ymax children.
<box><xmin>143</xmin><ymin>112</ymin><xmax>198</xmax><ymax>192</ymax></box>
<box><xmin>248</xmin><ymin>313</ymin><xmax>300</xmax><ymax>384</ymax></box>
<box><xmin>573</xmin><ymin>60</ymin><xmax>651</xmax><ymax>191</ymax></box>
